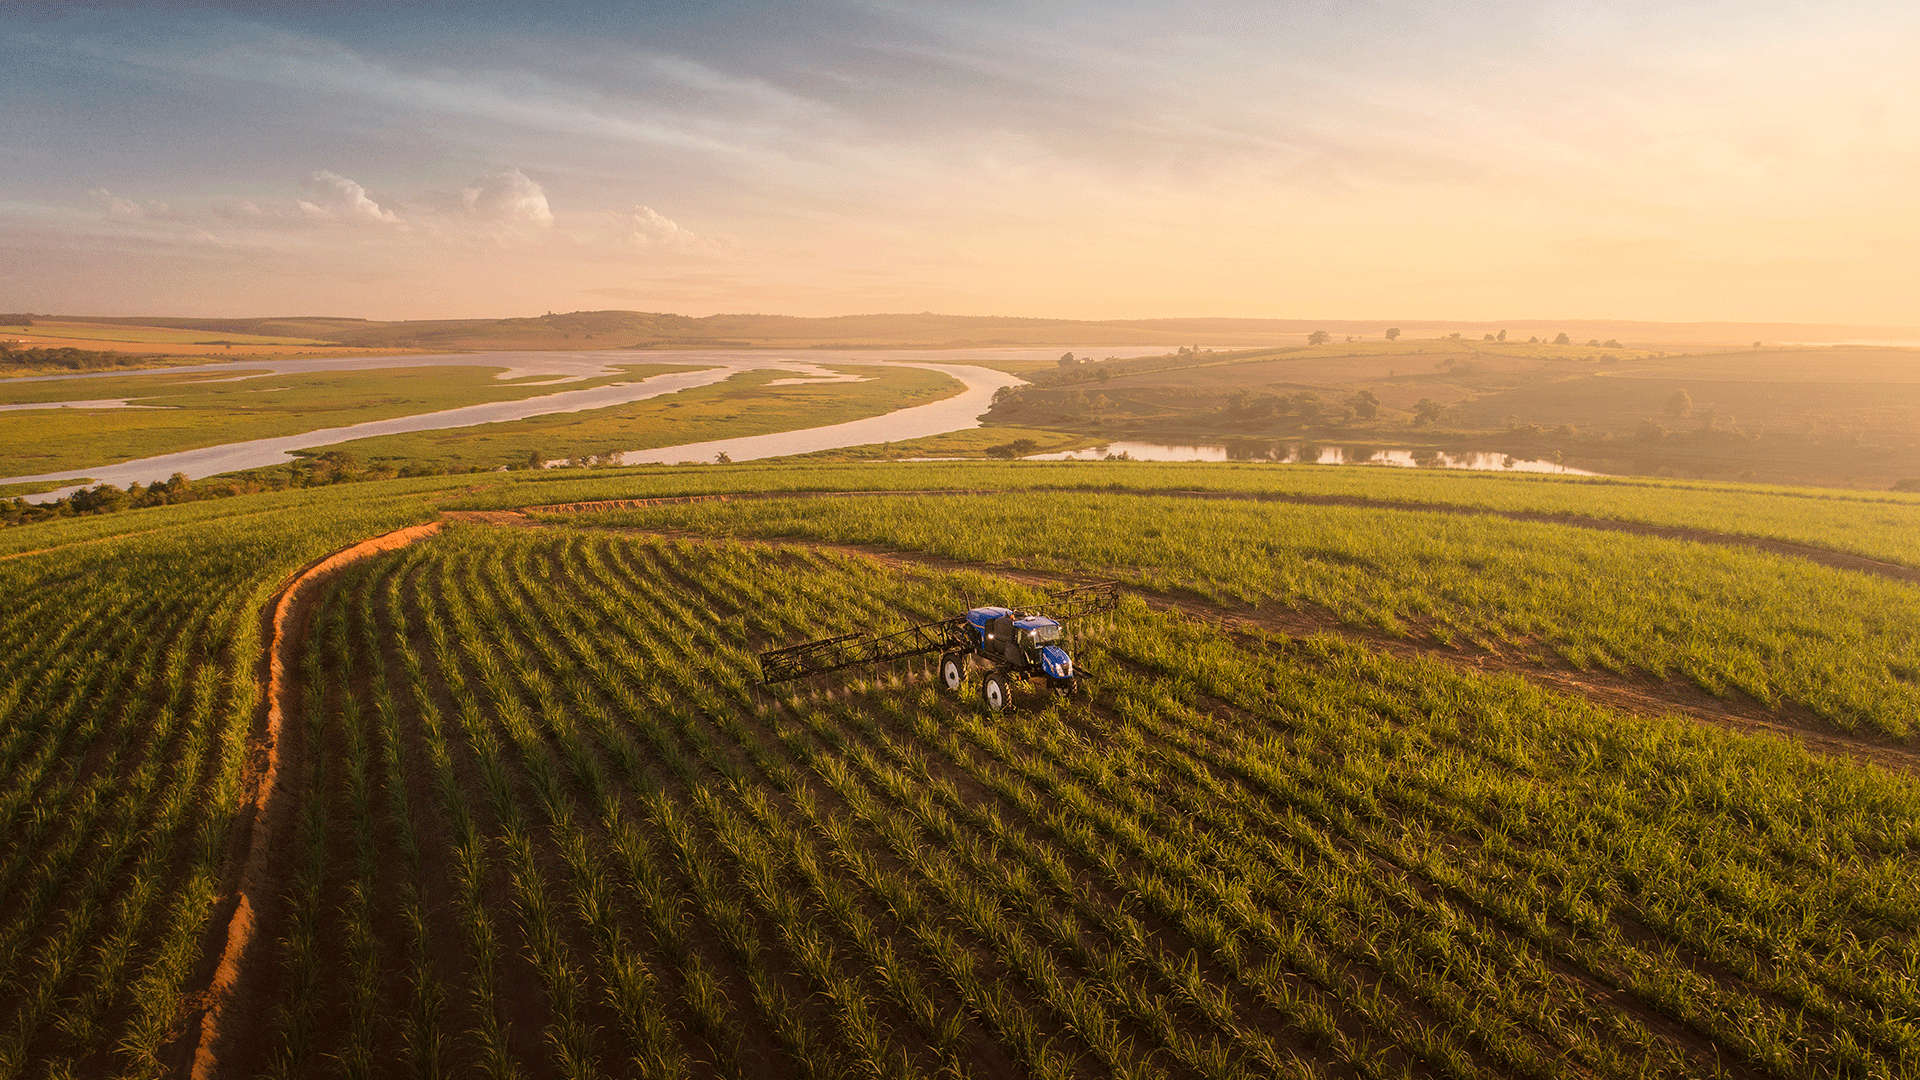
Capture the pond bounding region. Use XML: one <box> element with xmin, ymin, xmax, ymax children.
<box><xmin>1023</xmin><ymin>440</ymin><xmax>1599</xmax><ymax>475</ymax></box>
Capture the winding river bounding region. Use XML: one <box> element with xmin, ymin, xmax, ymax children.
<box><xmin>0</xmin><ymin>347</ymin><xmax>1125</xmax><ymax>500</ymax></box>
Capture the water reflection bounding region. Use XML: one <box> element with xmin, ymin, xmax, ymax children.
<box><xmin>0</xmin><ymin>399</ymin><xmax>172</xmax><ymax>412</ymax></box>
<box><xmin>1024</xmin><ymin>440</ymin><xmax>1598</xmax><ymax>475</ymax></box>
<box><xmin>612</xmin><ymin>361</ymin><xmax>1011</xmax><ymax>466</ymax></box>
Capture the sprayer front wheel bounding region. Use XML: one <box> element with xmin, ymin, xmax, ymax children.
<box><xmin>982</xmin><ymin>670</ymin><xmax>1010</xmax><ymax>712</ymax></box>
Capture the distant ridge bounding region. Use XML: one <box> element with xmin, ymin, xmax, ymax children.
<box><xmin>22</xmin><ymin>310</ymin><xmax>1917</xmax><ymax>351</ymax></box>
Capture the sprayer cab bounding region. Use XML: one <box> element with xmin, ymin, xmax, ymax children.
<box><xmin>968</xmin><ymin>608</ymin><xmax>1076</xmax><ymax>691</ymax></box>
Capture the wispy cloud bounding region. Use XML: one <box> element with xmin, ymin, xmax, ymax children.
<box><xmin>83</xmin><ymin>26</ymin><xmax>843</xmax><ymax>166</ymax></box>
<box><xmin>88</xmin><ymin>188</ymin><xmax>187</xmax><ymax>222</ymax></box>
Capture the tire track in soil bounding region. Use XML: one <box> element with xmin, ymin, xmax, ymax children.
<box><xmin>783</xmin><ymin>539</ymin><xmax>1920</xmax><ymax>778</ymax></box>
<box><xmin>485</xmin><ymin>503</ymin><xmax>1920</xmax><ymax>778</ymax></box>
<box><xmin>187</xmin><ymin>521</ymin><xmax>443</xmax><ymax>1080</ymax></box>
<box><xmin>519</xmin><ymin>487</ymin><xmax>1920</xmax><ymax>586</ymax></box>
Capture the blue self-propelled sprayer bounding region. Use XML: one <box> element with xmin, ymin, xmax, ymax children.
<box><xmin>756</xmin><ymin>582</ymin><xmax>1118</xmax><ymax>711</ymax></box>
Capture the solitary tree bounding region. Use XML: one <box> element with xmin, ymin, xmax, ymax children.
<box><xmin>1307</xmin><ymin>330</ymin><xmax>1331</xmax><ymax>345</ymax></box>
<box><xmin>715</xmin><ymin>451</ymin><xmax>732</xmax><ymax>464</ymax></box>
<box><xmin>1497</xmin><ymin>329</ymin><xmax>1507</xmax><ymax>342</ymax></box>
<box><xmin>1348</xmin><ymin>389</ymin><xmax>1380</xmax><ymax>419</ymax></box>
<box><xmin>1057</xmin><ymin>352</ymin><xmax>1077</xmax><ymax>368</ymax></box>
<box><xmin>1412</xmin><ymin>398</ymin><xmax>1445</xmax><ymax>425</ymax></box>
<box><xmin>1665</xmin><ymin>389</ymin><xmax>1694</xmax><ymax>418</ymax></box>
<box><xmin>318</xmin><ymin>451</ymin><xmax>361</xmax><ymax>481</ymax></box>
<box><xmin>985</xmin><ymin>438</ymin><xmax>1040</xmax><ymax>460</ymax></box>
<box><xmin>1384</xmin><ymin>327</ymin><xmax>1401</xmax><ymax>341</ymax></box>
<box><xmin>1553</xmin><ymin>333</ymin><xmax>1571</xmax><ymax>345</ymax></box>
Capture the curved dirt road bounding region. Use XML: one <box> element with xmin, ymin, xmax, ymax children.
<box><xmin>190</xmin><ymin>521</ymin><xmax>443</xmax><ymax>1080</ymax></box>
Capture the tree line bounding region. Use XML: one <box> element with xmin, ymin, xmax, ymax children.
<box><xmin>0</xmin><ymin>451</ymin><xmax>488</xmax><ymax>528</ymax></box>
<box><xmin>0</xmin><ymin>344</ymin><xmax>174</xmax><ymax>374</ymax></box>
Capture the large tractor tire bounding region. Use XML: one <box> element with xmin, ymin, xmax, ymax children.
<box><xmin>982</xmin><ymin>670</ymin><xmax>1011</xmax><ymax>712</ymax></box>
<box><xmin>940</xmin><ymin>653</ymin><xmax>965</xmax><ymax>693</ymax></box>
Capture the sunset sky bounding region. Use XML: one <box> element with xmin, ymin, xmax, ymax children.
<box><xmin>2</xmin><ymin>1</ymin><xmax>1915</xmax><ymax>324</ymax></box>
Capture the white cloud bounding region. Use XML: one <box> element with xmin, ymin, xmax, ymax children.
<box><xmin>301</xmin><ymin>170</ymin><xmax>401</xmax><ymax>224</ymax></box>
<box><xmin>461</xmin><ymin>167</ymin><xmax>553</xmax><ymax>226</ymax></box>
<box><xmin>611</xmin><ymin>204</ymin><xmax>699</xmax><ymax>246</ymax></box>
<box><xmin>88</xmin><ymin>188</ymin><xmax>186</xmax><ymax>221</ymax></box>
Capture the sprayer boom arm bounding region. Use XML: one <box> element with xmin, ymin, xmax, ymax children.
<box><xmin>758</xmin><ymin>617</ymin><xmax>971</xmax><ymax>685</ymax></box>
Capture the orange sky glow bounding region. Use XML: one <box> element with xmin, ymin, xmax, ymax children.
<box><xmin>1</xmin><ymin>2</ymin><xmax>1915</xmax><ymax>325</ymax></box>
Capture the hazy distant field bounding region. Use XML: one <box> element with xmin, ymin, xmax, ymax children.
<box><xmin>989</xmin><ymin>341</ymin><xmax>1920</xmax><ymax>489</ymax></box>
<box><xmin>0</xmin><ymin>320</ymin><xmax>338</xmax><ymax>347</ymax></box>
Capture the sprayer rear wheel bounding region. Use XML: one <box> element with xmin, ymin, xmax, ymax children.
<box><xmin>940</xmin><ymin>653</ymin><xmax>965</xmax><ymax>692</ymax></box>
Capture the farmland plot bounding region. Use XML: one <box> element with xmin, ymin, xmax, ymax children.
<box><xmin>247</xmin><ymin>525</ymin><xmax>1920</xmax><ymax>1080</ymax></box>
